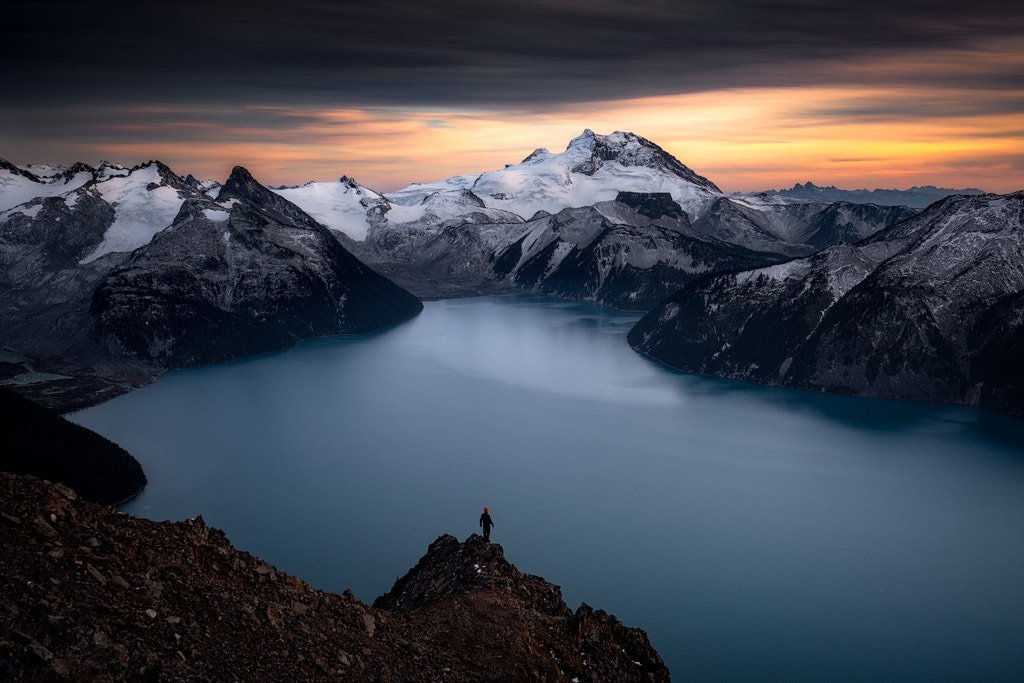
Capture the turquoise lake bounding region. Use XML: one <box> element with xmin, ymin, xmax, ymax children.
<box><xmin>72</xmin><ymin>295</ymin><xmax>1024</xmax><ymax>681</ymax></box>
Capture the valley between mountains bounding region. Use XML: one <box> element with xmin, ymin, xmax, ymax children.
<box><xmin>1</xmin><ymin>130</ymin><xmax>1021</xmax><ymax>418</ymax></box>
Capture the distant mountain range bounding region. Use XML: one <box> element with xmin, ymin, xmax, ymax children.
<box><xmin>2</xmin><ymin>130</ymin><xmax>1020</xmax><ymax>417</ymax></box>
<box><xmin>267</xmin><ymin>130</ymin><xmax>914</xmax><ymax>307</ymax></box>
<box><xmin>742</xmin><ymin>182</ymin><xmax>986</xmax><ymax>208</ymax></box>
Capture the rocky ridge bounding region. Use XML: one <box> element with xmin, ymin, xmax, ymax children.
<box><xmin>0</xmin><ymin>471</ymin><xmax>670</xmax><ymax>682</ymax></box>
<box><xmin>358</xmin><ymin>190</ymin><xmax>789</xmax><ymax>309</ymax></box>
<box><xmin>748</xmin><ymin>182</ymin><xmax>986</xmax><ymax>208</ymax></box>
<box><xmin>628</xmin><ymin>191</ymin><xmax>1024</xmax><ymax>417</ymax></box>
<box><xmin>91</xmin><ymin>166</ymin><xmax>423</xmax><ymax>367</ymax></box>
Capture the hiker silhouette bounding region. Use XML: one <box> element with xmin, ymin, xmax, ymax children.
<box><xmin>479</xmin><ymin>507</ymin><xmax>494</xmax><ymax>542</ymax></box>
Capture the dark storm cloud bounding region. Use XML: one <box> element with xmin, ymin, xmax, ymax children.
<box><xmin>4</xmin><ymin>0</ymin><xmax>1022</xmax><ymax>107</ymax></box>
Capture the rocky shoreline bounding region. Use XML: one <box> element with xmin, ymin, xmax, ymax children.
<box><xmin>0</xmin><ymin>471</ymin><xmax>671</xmax><ymax>682</ymax></box>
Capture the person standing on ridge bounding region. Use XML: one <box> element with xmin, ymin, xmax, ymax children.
<box><xmin>479</xmin><ymin>507</ymin><xmax>494</xmax><ymax>542</ymax></box>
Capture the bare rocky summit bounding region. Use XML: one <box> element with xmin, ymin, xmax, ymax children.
<box><xmin>1</xmin><ymin>472</ymin><xmax>670</xmax><ymax>682</ymax></box>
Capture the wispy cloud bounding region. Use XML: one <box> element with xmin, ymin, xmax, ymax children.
<box><xmin>6</xmin><ymin>0</ymin><xmax>1023</xmax><ymax>106</ymax></box>
<box><xmin>2</xmin><ymin>1</ymin><xmax>1021</xmax><ymax>192</ymax></box>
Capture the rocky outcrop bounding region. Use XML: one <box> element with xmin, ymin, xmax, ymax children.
<box><xmin>629</xmin><ymin>191</ymin><xmax>1024</xmax><ymax>417</ymax></box>
<box><xmin>0</xmin><ymin>472</ymin><xmax>671</xmax><ymax>682</ymax></box>
<box><xmin>375</xmin><ymin>533</ymin><xmax>669</xmax><ymax>682</ymax></box>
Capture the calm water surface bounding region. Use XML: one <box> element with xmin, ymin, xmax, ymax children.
<box><xmin>73</xmin><ymin>295</ymin><xmax>1024</xmax><ymax>681</ymax></box>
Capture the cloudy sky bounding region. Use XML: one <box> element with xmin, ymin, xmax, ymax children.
<box><xmin>3</xmin><ymin>0</ymin><xmax>1022</xmax><ymax>192</ymax></box>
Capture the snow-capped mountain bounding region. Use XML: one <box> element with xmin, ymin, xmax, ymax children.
<box><xmin>182</xmin><ymin>173</ymin><xmax>222</xmax><ymax>197</ymax></box>
<box><xmin>0</xmin><ymin>159</ymin><xmax>204</xmax><ymax>266</ymax></box>
<box><xmin>278</xmin><ymin>131</ymin><xmax>912</xmax><ymax>260</ymax></box>
<box><xmin>0</xmin><ymin>159</ymin><xmax>422</xmax><ymax>410</ymax></box>
<box><xmin>93</xmin><ymin>167</ymin><xmax>422</xmax><ymax>367</ymax></box>
<box><xmin>271</xmin><ymin>176</ymin><xmax>391</xmax><ymax>240</ymax></box>
<box><xmin>355</xmin><ymin>190</ymin><xmax>787</xmax><ymax>309</ymax></box>
<box><xmin>0</xmin><ymin>160</ymin><xmax>94</xmax><ymax>213</ymax></box>
<box><xmin>384</xmin><ymin>129</ymin><xmax>722</xmax><ymax>224</ymax></box>
<box><xmin>336</xmin><ymin>131</ymin><xmax>912</xmax><ymax>305</ymax></box>
<box><xmin>81</xmin><ymin>162</ymin><xmax>201</xmax><ymax>263</ymax></box>
<box><xmin>628</xmin><ymin>191</ymin><xmax>1024</xmax><ymax>417</ymax></box>
<box><xmin>491</xmin><ymin>192</ymin><xmax>788</xmax><ymax>309</ymax></box>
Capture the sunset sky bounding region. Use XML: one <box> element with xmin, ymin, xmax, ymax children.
<box><xmin>3</xmin><ymin>0</ymin><xmax>1022</xmax><ymax>193</ymax></box>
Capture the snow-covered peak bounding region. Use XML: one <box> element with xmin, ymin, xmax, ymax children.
<box><xmin>385</xmin><ymin>130</ymin><xmax>722</xmax><ymax>225</ymax></box>
<box><xmin>271</xmin><ymin>175</ymin><xmax>390</xmax><ymax>240</ymax></box>
<box><xmin>0</xmin><ymin>159</ymin><xmax>93</xmax><ymax>213</ymax></box>
<box><xmin>382</xmin><ymin>187</ymin><xmax>524</xmax><ymax>230</ymax></box>
<box><xmin>559</xmin><ymin>130</ymin><xmax>720</xmax><ymax>188</ymax></box>
<box><xmin>521</xmin><ymin>148</ymin><xmax>552</xmax><ymax>164</ymax></box>
<box><xmin>17</xmin><ymin>163</ymin><xmax>68</xmax><ymax>180</ymax></box>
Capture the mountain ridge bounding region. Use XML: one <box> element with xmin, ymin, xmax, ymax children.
<box><xmin>628</xmin><ymin>190</ymin><xmax>1024</xmax><ymax>417</ymax></box>
<box><xmin>745</xmin><ymin>181</ymin><xmax>986</xmax><ymax>208</ymax></box>
<box><xmin>340</xmin><ymin>131</ymin><xmax>913</xmax><ymax>306</ymax></box>
<box><xmin>0</xmin><ymin>160</ymin><xmax>423</xmax><ymax>411</ymax></box>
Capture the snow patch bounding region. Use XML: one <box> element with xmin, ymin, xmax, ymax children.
<box><xmin>735</xmin><ymin>259</ymin><xmax>811</xmax><ymax>286</ymax></box>
<box><xmin>204</xmin><ymin>208</ymin><xmax>230</xmax><ymax>222</ymax></box>
<box><xmin>80</xmin><ymin>164</ymin><xmax>186</xmax><ymax>263</ymax></box>
<box><xmin>273</xmin><ymin>178</ymin><xmax>385</xmax><ymax>240</ymax></box>
<box><xmin>0</xmin><ymin>168</ymin><xmax>92</xmax><ymax>213</ymax></box>
<box><xmin>1</xmin><ymin>203</ymin><xmax>43</xmax><ymax>221</ymax></box>
<box><xmin>659</xmin><ymin>303</ymin><xmax>681</xmax><ymax>323</ymax></box>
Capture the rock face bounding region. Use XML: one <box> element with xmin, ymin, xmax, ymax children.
<box><xmin>361</xmin><ymin>190</ymin><xmax>787</xmax><ymax>310</ymax></box>
<box><xmin>375</xmin><ymin>534</ymin><xmax>670</xmax><ymax>682</ymax></box>
<box><xmin>628</xmin><ymin>192</ymin><xmax>1024</xmax><ymax>417</ymax></box>
<box><xmin>91</xmin><ymin>167</ymin><xmax>423</xmax><ymax>367</ymax></box>
<box><xmin>492</xmin><ymin>192</ymin><xmax>788</xmax><ymax>310</ymax></box>
<box><xmin>690</xmin><ymin>196</ymin><xmax>917</xmax><ymax>256</ymax></box>
<box><xmin>0</xmin><ymin>472</ymin><xmax>671</xmax><ymax>682</ymax></box>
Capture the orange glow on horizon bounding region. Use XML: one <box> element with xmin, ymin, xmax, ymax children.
<box><xmin>65</xmin><ymin>84</ymin><xmax>1024</xmax><ymax>195</ymax></box>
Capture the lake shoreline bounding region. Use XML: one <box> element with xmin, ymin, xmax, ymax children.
<box><xmin>72</xmin><ymin>296</ymin><xmax>1024</xmax><ymax>681</ymax></box>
